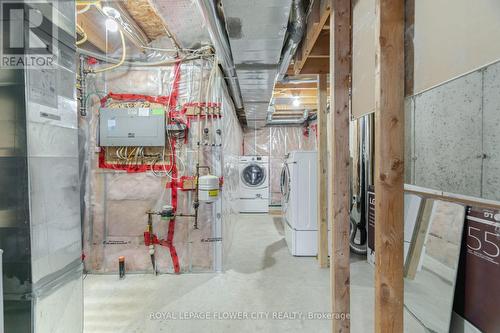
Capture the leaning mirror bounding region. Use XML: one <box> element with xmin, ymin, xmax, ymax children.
<box><xmin>403</xmin><ymin>195</ymin><xmax>465</xmax><ymax>332</ymax></box>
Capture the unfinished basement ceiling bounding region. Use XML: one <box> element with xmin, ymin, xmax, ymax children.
<box><xmin>221</xmin><ymin>0</ymin><xmax>292</xmax><ymax>128</ymax></box>
<box><xmin>153</xmin><ymin>0</ymin><xmax>212</xmax><ymax>49</ymax></box>
<box><xmin>78</xmin><ymin>0</ymin><xmax>211</xmax><ymax>58</ymax></box>
<box><xmin>80</xmin><ymin>0</ymin><xmax>292</xmax><ymax>128</ymax></box>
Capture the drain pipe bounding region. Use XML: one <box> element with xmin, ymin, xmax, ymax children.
<box><xmin>196</xmin><ymin>0</ymin><xmax>244</xmax><ymax>110</ymax></box>
<box><xmin>275</xmin><ymin>0</ymin><xmax>305</xmax><ymax>83</ymax></box>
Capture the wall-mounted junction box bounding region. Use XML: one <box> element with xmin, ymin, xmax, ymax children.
<box><xmin>99</xmin><ymin>108</ymin><xmax>165</xmax><ymax>146</ymax></box>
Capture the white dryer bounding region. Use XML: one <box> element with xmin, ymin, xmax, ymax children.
<box><xmin>280</xmin><ymin>151</ymin><xmax>320</xmax><ymax>256</ymax></box>
<box><xmin>239</xmin><ymin>156</ymin><xmax>269</xmax><ymax>213</ymax></box>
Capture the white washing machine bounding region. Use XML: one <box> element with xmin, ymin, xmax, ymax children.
<box><xmin>239</xmin><ymin>156</ymin><xmax>269</xmax><ymax>213</ymax></box>
<box><xmin>280</xmin><ymin>151</ymin><xmax>322</xmax><ymax>256</ymax></box>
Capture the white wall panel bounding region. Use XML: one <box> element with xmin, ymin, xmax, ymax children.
<box><xmin>414</xmin><ymin>0</ymin><xmax>500</xmax><ymax>94</ymax></box>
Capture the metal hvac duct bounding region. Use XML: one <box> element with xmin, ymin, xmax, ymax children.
<box><xmin>280</xmin><ymin>75</ymin><xmax>317</xmax><ymax>84</ymax></box>
<box><xmin>275</xmin><ymin>0</ymin><xmax>305</xmax><ymax>83</ymax></box>
<box><xmin>221</xmin><ymin>0</ymin><xmax>292</xmax><ymax>128</ymax></box>
<box><xmin>266</xmin><ymin>110</ymin><xmax>310</xmax><ymax>126</ymax></box>
<box><xmin>266</xmin><ymin>0</ymin><xmax>306</xmax><ymax>126</ymax></box>
<box><xmin>196</xmin><ymin>0</ymin><xmax>244</xmax><ymax>112</ymax></box>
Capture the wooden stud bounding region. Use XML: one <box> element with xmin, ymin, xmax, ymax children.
<box><xmin>374</xmin><ymin>0</ymin><xmax>405</xmax><ymax>332</ymax></box>
<box><xmin>317</xmin><ymin>74</ymin><xmax>329</xmax><ymax>268</ymax></box>
<box><xmin>329</xmin><ymin>0</ymin><xmax>351</xmax><ymax>331</ymax></box>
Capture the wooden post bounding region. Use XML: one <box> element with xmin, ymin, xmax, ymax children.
<box><xmin>374</xmin><ymin>0</ymin><xmax>405</xmax><ymax>332</ymax></box>
<box><xmin>317</xmin><ymin>74</ymin><xmax>329</xmax><ymax>268</ymax></box>
<box><xmin>329</xmin><ymin>0</ymin><xmax>351</xmax><ymax>331</ymax></box>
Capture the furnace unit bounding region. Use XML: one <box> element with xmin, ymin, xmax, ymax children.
<box><xmin>0</xmin><ymin>2</ymin><xmax>82</xmax><ymax>332</ymax></box>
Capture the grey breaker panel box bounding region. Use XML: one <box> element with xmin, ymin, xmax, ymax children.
<box><xmin>99</xmin><ymin>107</ymin><xmax>166</xmax><ymax>146</ymax></box>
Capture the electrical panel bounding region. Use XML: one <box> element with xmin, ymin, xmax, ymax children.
<box><xmin>99</xmin><ymin>107</ymin><xmax>166</xmax><ymax>146</ymax></box>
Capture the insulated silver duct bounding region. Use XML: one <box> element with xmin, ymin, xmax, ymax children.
<box><xmin>196</xmin><ymin>0</ymin><xmax>244</xmax><ymax>111</ymax></box>
<box><xmin>266</xmin><ymin>109</ymin><xmax>310</xmax><ymax>126</ymax></box>
<box><xmin>275</xmin><ymin>0</ymin><xmax>305</xmax><ymax>83</ymax></box>
<box><xmin>280</xmin><ymin>75</ymin><xmax>317</xmax><ymax>84</ymax></box>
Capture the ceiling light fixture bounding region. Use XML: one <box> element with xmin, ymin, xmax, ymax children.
<box><xmin>105</xmin><ymin>18</ymin><xmax>119</xmax><ymax>32</ymax></box>
<box><xmin>292</xmin><ymin>96</ymin><xmax>301</xmax><ymax>107</ymax></box>
<box><xmin>102</xmin><ymin>6</ymin><xmax>121</xmax><ymax>19</ymax></box>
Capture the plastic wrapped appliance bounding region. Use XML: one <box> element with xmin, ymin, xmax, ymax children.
<box><xmin>0</xmin><ymin>2</ymin><xmax>82</xmax><ymax>332</ymax></box>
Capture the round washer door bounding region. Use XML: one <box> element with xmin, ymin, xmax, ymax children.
<box><xmin>280</xmin><ymin>163</ymin><xmax>290</xmax><ymax>203</ymax></box>
<box><xmin>241</xmin><ymin>164</ymin><xmax>266</xmax><ymax>187</ymax></box>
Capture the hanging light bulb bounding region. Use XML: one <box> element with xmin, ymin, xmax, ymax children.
<box><xmin>105</xmin><ymin>18</ymin><xmax>119</xmax><ymax>32</ymax></box>
<box><xmin>102</xmin><ymin>6</ymin><xmax>121</xmax><ymax>19</ymax></box>
<box><xmin>292</xmin><ymin>96</ymin><xmax>301</xmax><ymax>107</ymax></box>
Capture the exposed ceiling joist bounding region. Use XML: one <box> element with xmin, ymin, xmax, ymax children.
<box><xmin>299</xmin><ymin>58</ymin><xmax>329</xmax><ymax>74</ymax></box>
<box><xmin>293</xmin><ymin>0</ymin><xmax>331</xmax><ymax>75</ymax></box>
<box><xmin>123</xmin><ymin>0</ymin><xmax>165</xmax><ymax>41</ymax></box>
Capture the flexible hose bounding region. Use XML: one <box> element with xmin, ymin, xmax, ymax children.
<box><xmin>76</xmin><ymin>23</ymin><xmax>88</xmax><ymax>45</ymax></box>
<box><xmin>91</xmin><ymin>29</ymin><xmax>126</xmax><ymax>73</ymax></box>
<box><xmin>76</xmin><ymin>0</ymin><xmax>100</xmax><ymax>5</ymax></box>
<box><xmin>77</xmin><ymin>4</ymin><xmax>91</xmax><ymax>14</ymax></box>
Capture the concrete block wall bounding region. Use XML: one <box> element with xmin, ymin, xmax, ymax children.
<box><xmin>406</xmin><ymin>60</ymin><xmax>500</xmax><ymax>202</ymax></box>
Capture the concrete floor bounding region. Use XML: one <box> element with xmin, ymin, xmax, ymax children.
<box><xmin>84</xmin><ymin>214</ymin><xmax>426</xmax><ymax>332</ymax></box>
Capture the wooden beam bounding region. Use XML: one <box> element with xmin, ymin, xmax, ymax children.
<box><xmin>299</xmin><ymin>58</ymin><xmax>330</xmax><ymax>74</ymax></box>
<box><xmin>317</xmin><ymin>74</ymin><xmax>329</xmax><ymax>268</ymax></box>
<box><xmin>329</xmin><ymin>0</ymin><xmax>351</xmax><ymax>331</ymax></box>
<box><xmin>404</xmin><ymin>198</ymin><xmax>433</xmax><ymax>279</ymax></box>
<box><xmin>294</xmin><ymin>0</ymin><xmax>331</xmax><ymax>74</ymax></box>
<box><xmin>374</xmin><ymin>0</ymin><xmax>405</xmax><ymax>332</ymax></box>
<box><xmin>309</xmin><ymin>31</ymin><xmax>330</xmax><ymax>58</ymax></box>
